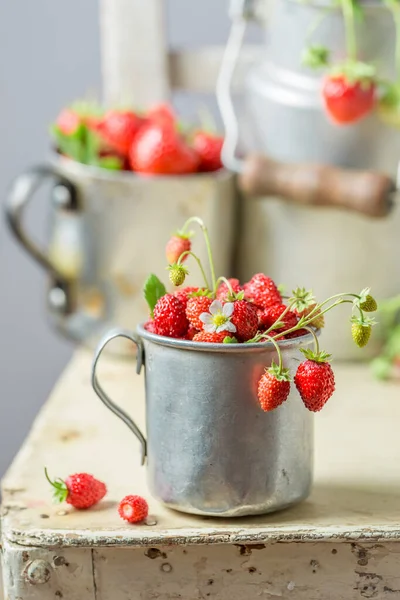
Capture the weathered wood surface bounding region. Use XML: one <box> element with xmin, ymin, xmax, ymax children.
<box><xmin>2</xmin><ymin>351</ymin><xmax>400</xmax><ymax>598</ymax></box>
<box><xmin>2</xmin><ymin>350</ymin><xmax>400</xmax><ymax>549</ymax></box>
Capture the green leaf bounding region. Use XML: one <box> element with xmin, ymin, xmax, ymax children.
<box><xmin>143</xmin><ymin>274</ymin><xmax>167</xmax><ymax>316</ymax></box>
<box><xmin>97</xmin><ymin>156</ymin><xmax>123</xmax><ymax>171</ymax></box>
<box><xmin>302</xmin><ymin>45</ymin><xmax>330</xmax><ymax>69</ymax></box>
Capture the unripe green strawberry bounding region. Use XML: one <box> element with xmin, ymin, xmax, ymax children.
<box><xmin>360</xmin><ymin>295</ymin><xmax>378</xmax><ymax>312</ymax></box>
<box><xmin>351</xmin><ymin>317</ymin><xmax>373</xmax><ymax>348</ymax></box>
<box><xmin>168</xmin><ymin>264</ymin><xmax>188</xmax><ymax>287</ymax></box>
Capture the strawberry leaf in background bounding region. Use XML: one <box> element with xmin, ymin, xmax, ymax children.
<box><xmin>143</xmin><ymin>274</ymin><xmax>167</xmax><ymax>316</ymax></box>
<box><xmin>97</xmin><ymin>156</ymin><xmax>123</xmax><ymax>170</ymax></box>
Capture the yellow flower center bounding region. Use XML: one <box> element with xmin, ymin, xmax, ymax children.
<box><xmin>213</xmin><ymin>314</ymin><xmax>228</xmax><ymax>328</ymax></box>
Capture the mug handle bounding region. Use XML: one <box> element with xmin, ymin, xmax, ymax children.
<box><xmin>5</xmin><ymin>164</ymin><xmax>80</xmax><ymax>314</ymax></box>
<box><xmin>91</xmin><ymin>328</ymin><xmax>147</xmax><ymax>465</ymax></box>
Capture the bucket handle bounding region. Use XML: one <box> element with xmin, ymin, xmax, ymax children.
<box><xmin>5</xmin><ymin>165</ymin><xmax>80</xmax><ymax>314</ymax></box>
<box><xmin>217</xmin><ymin>1</ymin><xmax>396</xmax><ymax>218</ymax></box>
<box><xmin>91</xmin><ymin>328</ymin><xmax>147</xmax><ymax>465</ymax></box>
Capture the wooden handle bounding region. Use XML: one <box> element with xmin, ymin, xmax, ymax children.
<box><xmin>239</xmin><ymin>154</ymin><xmax>395</xmax><ymax>218</ymax></box>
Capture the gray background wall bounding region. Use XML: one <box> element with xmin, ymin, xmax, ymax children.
<box><xmin>0</xmin><ymin>0</ymin><xmax>238</xmax><ymax>476</ymax></box>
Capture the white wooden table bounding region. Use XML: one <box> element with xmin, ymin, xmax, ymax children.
<box><xmin>2</xmin><ymin>350</ymin><xmax>400</xmax><ymax>599</ymax></box>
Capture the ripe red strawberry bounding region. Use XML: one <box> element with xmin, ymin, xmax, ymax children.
<box><xmin>185</xmin><ymin>326</ymin><xmax>198</xmax><ymax>340</ymax></box>
<box><xmin>153</xmin><ymin>294</ymin><xmax>189</xmax><ymax>338</ymax></box>
<box><xmin>144</xmin><ymin>320</ymin><xmax>157</xmax><ymax>334</ymax></box>
<box><xmin>257</xmin><ymin>330</ymin><xmax>285</xmax><ymax>342</ymax></box>
<box><xmin>118</xmin><ymin>495</ymin><xmax>148</xmax><ymax>524</ymax></box>
<box><xmin>166</xmin><ymin>234</ymin><xmax>191</xmax><ymax>264</ymax></box>
<box><xmin>193</xmin><ymin>131</ymin><xmax>223</xmax><ymax>172</ymax></box>
<box><xmin>98</xmin><ymin>110</ymin><xmax>144</xmax><ymax>156</ymax></box>
<box><xmin>174</xmin><ymin>286</ymin><xmax>199</xmax><ymax>309</ymax></box>
<box><xmin>186</xmin><ymin>295</ymin><xmax>213</xmax><ymax>330</ymax></box>
<box><xmin>323</xmin><ymin>75</ymin><xmax>376</xmax><ymax>125</ymax></box>
<box><xmin>56</xmin><ymin>108</ymin><xmax>82</xmax><ymax>135</ymax></box>
<box><xmin>231</xmin><ymin>300</ymin><xmax>259</xmax><ymax>341</ymax></box>
<box><xmin>285</xmin><ymin>328</ymin><xmax>309</xmax><ymax>339</ymax></box>
<box><xmin>294</xmin><ymin>350</ymin><xmax>335</xmax><ymax>412</ymax></box>
<box><xmin>244</xmin><ymin>273</ymin><xmax>281</xmax><ymax>309</ymax></box>
<box><xmin>216</xmin><ymin>278</ymin><xmax>243</xmax><ymax>302</ymax></box>
<box><xmin>130</xmin><ymin>122</ymin><xmax>199</xmax><ymax>175</ymax></box>
<box><xmin>258</xmin><ymin>304</ymin><xmax>298</xmax><ymax>332</ymax></box>
<box><xmin>257</xmin><ymin>363</ymin><xmax>291</xmax><ymax>412</ymax></box>
<box><xmin>147</xmin><ymin>103</ymin><xmax>176</xmax><ymax>126</ymax></box>
<box><xmin>193</xmin><ymin>330</ymin><xmax>228</xmax><ymax>343</ymax></box>
<box><xmin>45</xmin><ymin>469</ymin><xmax>107</xmax><ymax>509</ymax></box>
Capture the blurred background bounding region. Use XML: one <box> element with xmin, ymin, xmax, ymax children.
<box><xmin>0</xmin><ymin>0</ymin><xmax>258</xmax><ymax>477</ymax></box>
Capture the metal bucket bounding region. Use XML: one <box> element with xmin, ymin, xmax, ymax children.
<box><xmin>5</xmin><ymin>157</ymin><xmax>236</xmax><ymax>353</ymax></box>
<box><xmin>91</xmin><ymin>324</ymin><xmax>314</xmax><ymax>517</ymax></box>
<box><xmin>218</xmin><ymin>0</ymin><xmax>400</xmax><ymax>359</ymax></box>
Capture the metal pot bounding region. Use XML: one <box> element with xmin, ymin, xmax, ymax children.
<box><xmin>218</xmin><ymin>0</ymin><xmax>400</xmax><ymax>359</ymax></box>
<box><xmin>5</xmin><ymin>157</ymin><xmax>236</xmax><ymax>353</ymax></box>
<box><xmin>91</xmin><ymin>324</ymin><xmax>314</xmax><ymax>517</ymax></box>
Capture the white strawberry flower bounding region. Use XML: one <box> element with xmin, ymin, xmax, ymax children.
<box><xmin>200</xmin><ymin>300</ymin><xmax>237</xmax><ymax>334</ymax></box>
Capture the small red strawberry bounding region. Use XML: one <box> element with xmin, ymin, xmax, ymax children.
<box><xmin>323</xmin><ymin>75</ymin><xmax>376</xmax><ymax>125</ymax></box>
<box><xmin>294</xmin><ymin>350</ymin><xmax>335</xmax><ymax>412</ymax></box>
<box><xmin>147</xmin><ymin>103</ymin><xmax>176</xmax><ymax>126</ymax></box>
<box><xmin>258</xmin><ymin>304</ymin><xmax>298</xmax><ymax>332</ymax></box>
<box><xmin>244</xmin><ymin>273</ymin><xmax>282</xmax><ymax>309</ymax></box>
<box><xmin>174</xmin><ymin>286</ymin><xmax>199</xmax><ymax>309</ymax></box>
<box><xmin>56</xmin><ymin>108</ymin><xmax>82</xmax><ymax>135</ymax></box>
<box><xmin>284</xmin><ymin>328</ymin><xmax>309</xmax><ymax>339</ymax></box>
<box><xmin>231</xmin><ymin>300</ymin><xmax>259</xmax><ymax>342</ymax></box>
<box><xmin>130</xmin><ymin>121</ymin><xmax>199</xmax><ymax>175</ymax></box>
<box><xmin>118</xmin><ymin>495</ymin><xmax>148</xmax><ymax>524</ymax></box>
<box><xmin>45</xmin><ymin>468</ymin><xmax>107</xmax><ymax>509</ymax></box>
<box><xmin>186</xmin><ymin>295</ymin><xmax>213</xmax><ymax>330</ymax></box>
<box><xmin>193</xmin><ymin>131</ymin><xmax>223</xmax><ymax>172</ymax></box>
<box><xmin>144</xmin><ymin>320</ymin><xmax>157</xmax><ymax>334</ymax></box>
<box><xmin>216</xmin><ymin>278</ymin><xmax>243</xmax><ymax>302</ymax></box>
<box><xmin>166</xmin><ymin>234</ymin><xmax>191</xmax><ymax>264</ymax></box>
<box><xmin>257</xmin><ymin>363</ymin><xmax>291</xmax><ymax>412</ymax></box>
<box><xmin>193</xmin><ymin>330</ymin><xmax>229</xmax><ymax>343</ymax></box>
<box><xmin>257</xmin><ymin>330</ymin><xmax>285</xmax><ymax>342</ymax></box>
<box><xmin>98</xmin><ymin>110</ymin><xmax>144</xmax><ymax>156</ymax></box>
<box><xmin>153</xmin><ymin>294</ymin><xmax>189</xmax><ymax>338</ymax></box>
<box><xmin>185</xmin><ymin>326</ymin><xmax>198</xmax><ymax>340</ymax></box>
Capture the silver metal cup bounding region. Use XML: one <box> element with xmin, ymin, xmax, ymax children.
<box><xmin>92</xmin><ymin>324</ymin><xmax>314</xmax><ymax>517</ymax></box>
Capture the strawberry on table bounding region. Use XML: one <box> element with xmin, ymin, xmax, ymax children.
<box><xmin>45</xmin><ymin>468</ymin><xmax>107</xmax><ymax>509</ymax></box>
<box><xmin>294</xmin><ymin>350</ymin><xmax>335</xmax><ymax>412</ymax></box>
<box><xmin>129</xmin><ymin>121</ymin><xmax>200</xmax><ymax>175</ymax></box>
<box><xmin>193</xmin><ymin>131</ymin><xmax>224</xmax><ymax>172</ymax></box>
<box><xmin>118</xmin><ymin>495</ymin><xmax>149</xmax><ymax>524</ymax></box>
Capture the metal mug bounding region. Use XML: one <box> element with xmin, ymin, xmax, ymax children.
<box><xmin>5</xmin><ymin>156</ymin><xmax>237</xmax><ymax>353</ymax></box>
<box><xmin>218</xmin><ymin>0</ymin><xmax>400</xmax><ymax>359</ymax></box>
<box><xmin>91</xmin><ymin>324</ymin><xmax>314</xmax><ymax>517</ymax></box>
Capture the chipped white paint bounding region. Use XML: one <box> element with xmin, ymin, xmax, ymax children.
<box><xmin>2</xmin><ymin>351</ymin><xmax>400</xmax><ymax>597</ymax></box>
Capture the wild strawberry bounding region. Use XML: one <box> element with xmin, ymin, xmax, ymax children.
<box><xmin>165</xmin><ymin>234</ymin><xmax>191</xmax><ymax>264</ymax></box>
<box><xmin>168</xmin><ymin>264</ymin><xmax>188</xmax><ymax>287</ymax></box>
<box><xmin>294</xmin><ymin>350</ymin><xmax>335</xmax><ymax>412</ymax></box>
<box><xmin>294</xmin><ymin>304</ymin><xmax>325</xmax><ymax>329</ymax></box>
<box><xmin>351</xmin><ymin>317</ymin><xmax>374</xmax><ymax>348</ymax></box>
<box><xmin>45</xmin><ymin>468</ymin><xmax>107</xmax><ymax>509</ymax></box>
<box><xmin>323</xmin><ymin>74</ymin><xmax>376</xmax><ymax>125</ymax></box>
<box><xmin>285</xmin><ymin>328</ymin><xmax>309</xmax><ymax>339</ymax></box>
<box><xmin>118</xmin><ymin>495</ymin><xmax>148</xmax><ymax>524</ymax></box>
<box><xmin>231</xmin><ymin>300</ymin><xmax>259</xmax><ymax>341</ymax></box>
<box><xmin>144</xmin><ymin>320</ymin><xmax>157</xmax><ymax>334</ymax></box>
<box><xmin>257</xmin><ymin>363</ymin><xmax>291</xmax><ymax>412</ymax></box>
<box><xmin>244</xmin><ymin>273</ymin><xmax>281</xmax><ymax>309</ymax></box>
<box><xmin>359</xmin><ymin>288</ymin><xmax>378</xmax><ymax>313</ymax></box>
<box><xmin>258</xmin><ymin>304</ymin><xmax>298</xmax><ymax>332</ymax></box>
<box><xmin>193</xmin><ymin>131</ymin><xmax>223</xmax><ymax>172</ymax></box>
<box><xmin>129</xmin><ymin>121</ymin><xmax>199</xmax><ymax>175</ymax></box>
<box><xmin>186</xmin><ymin>295</ymin><xmax>213</xmax><ymax>330</ymax></box>
<box><xmin>216</xmin><ymin>278</ymin><xmax>243</xmax><ymax>302</ymax></box>
<box><xmin>185</xmin><ymin>326</ymin><xmax>198</xmax><ymax>340</ymax></box>
<box><xmin>173</xmin><ymin>286</ymin><xmax>199</xmax><ymax>309</ymax></box>
<box><xmin>56</xmin><ymin>108</ymin><xmax>82</xmax><ymax>135</ymax></box>
<box><xmin>153</xmin><ymin>294</ymin><xmax>189</xmax><ymax>338</ymax></box>
<box><xmin>97</xmin><ymin>110</ymin><xmax>144</xmax><ymax>156</ymax></box>
<box><xmin>257</xmin><ymin>330</ymin><xmax>285</xmax><ymax>342</ymax></box>
<box><xmin>193</xmin><ymin>331</ymin><xmax>228</xmax><ymax>343</ymax></box>
<box><xmin>147</xmin><ymin>103</ymin><xmax>176</xmax><ymax>126</ymax></box>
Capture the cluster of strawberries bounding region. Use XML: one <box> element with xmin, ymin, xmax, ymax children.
<box><xmin>144</xmin><ymin>219</ymin><xmax>377</xmax><ymax>414</ymax></box>
<box><xmin>45</xmin><ymin>468</ymin><xmax>148</xmax><ymax>523</ymax></box>
<box><xmin>52</xmin><ymin>102</ymin><xmax>223</xmax><ymax>175</ymax></box>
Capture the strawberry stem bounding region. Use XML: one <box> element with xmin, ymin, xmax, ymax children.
<box><xmin>341</xmin><ymin>0</ymin><xmax>358</xmax><ymax>62</ymax></box>
<box><xmin>214</xmin><ymin>276</ymin><xmax>234</xmax><ymax>298</ymax></box>
<box><xmin>181</xmin><ymin>217</ymin><xmax>217</xmax><ymax>293</ymax></box>
<box><xmin>177</xmin><ymin>250</ymin><xmax>210</xmax><ymax>290</ymax></box>
<box><xmin>44</xmin><ymin>467</ymin><xmax>68</xmax><ymax>504</ymax></box>
<box><xmin>303</xmin><ymin>326</ymin><xmax>320</xmax><ymax>355</ymax></box>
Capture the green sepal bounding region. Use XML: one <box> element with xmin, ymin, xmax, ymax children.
<box><xmin>290</xmin><ymin>287</ymin><xmax>316</xmax><ymax>312</ymax></box>
<box><xmin>350</xmin><ymin>315</ymin><xmax>377</xmax><ymax>327</ymax></box>
<box><xmin>330</xmin><ymin>60</ymin><xmax>376</xmax><ymax>86</ymax></box>
<box><xmin>44</xmin><ymin>467</ymin><xmax>68</xmax><ymax>504</ymax></box>
<box><xmin>190</xmin><ymin>288</ymin><xmax>213</xmax><ymax>299</ymax></box>
<box><xmin>143</xmin><ymin>274</ymin><xmax>167</xmax><ymax>316</ymax></box>
<box><xmin>223</xmin><ymin>336</ymin><xmax>238</xmax><ymax>344</ymax></box>
<box><xmin>300</xmin><ymin>348</ymin><xmax>332</xmax><ymax>363</ymax></box>
<box><xmin>302</xmin><ymin>45</ymin><xmax>330</xmax><ymax>69</ymax></box>
<box><xmin>267</xmin><ymin>361</ymin><xmax>292</xmax><ymax>382</ymax></box>
<box><xmin>174</xmin><ymin>229</ymin><xmax>194</xmax><ymax>240</ymax></box>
